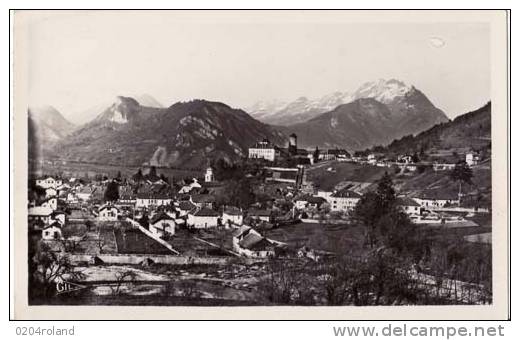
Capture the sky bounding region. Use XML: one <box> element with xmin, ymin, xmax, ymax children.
<box><xmin>21</xmin><ymin>11</ymin><xmax>490</xmax><ymax>124</ymax></box>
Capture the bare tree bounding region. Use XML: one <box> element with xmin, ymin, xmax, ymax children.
<box><xmin>61</xmin><ymin>235</ymin><xmax>86</xmax><ymax>253</ymax></box>
<box><xmin>30</xmin><ymin>242</ymin><xmax>85</xmax><ymax>299</ymax></box>
<box><xmin>111</xmin><ymin>270</ymin><xmax>137</xmax><ymax>295</ymax></box>
<box><xmin>96</xmin><ymin>237</ymin><xmax>107</xmax><ymax>254</ymax></box>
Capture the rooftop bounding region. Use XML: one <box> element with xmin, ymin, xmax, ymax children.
<box><xmin>191</xmin><ymin>194</ymin><xmax>216</xmax><ymax>203</ymax></box>
<box><xmin>239</xmin><ymin>232</ymin><xmax>264</xmax><ymax>249</ymax></box>
<box><xmin>99</xmin><ymin>204</ymin><xmax>119</xmax><ymax>211</ymax></box>
<box><xmin>44</xmin><ymin>221</ymin><xmax>62</xmax><ymax>229</ymax></box>
<box><xmin>396</xmin><ymin>197</ymin><xmax>421</xmax><ymax>207</ymax></box>
<box><xmin>191</xmin><ymin>207</ymin><xmax>220</xmax><ymax>217</ymax></box>
<box><xmin>223</xmin><ymin>206</ymin><xmax>243</xmax><ymax>215</ymax></box>
<box><xmin>28</xmin><ymin>206</ymin><xmax>53</xmax><ymax>216</ymax></box>
<box><xmin>137</xmin><ymin>192</ymin><xmax>172</xmax><ymax>199</ymax></box>
<box><xmin>150</xmin><ymin>212</ymin><xmax>175</xmax><ymax>225</ymax></box>
<box><xmin>331</xmin><ymin>189</ymin><xmax>362</xmax><ymax>199</ymax></box>
<box><xmin>232</xmin><ymin>225</ymin><xmax>252</xmax><ymax>238</ymax></box>
<box><xmin>178</xmin><ymin>200</ymin><xmax>197</xmax><ymax>211</ymax></box>
<box><xmin>250</xmin><ymin>139</ymin><xmax>276</xmax><ymax>149</ymax></box>
<box><xmin>248</xmin><ymin>209</ymin><xmax>272</xmax><ymax>217</ymax></box>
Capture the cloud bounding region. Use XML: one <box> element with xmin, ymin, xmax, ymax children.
<box><xmin>429</xmin><ymin>36</ymin><xmax>446</xmax><ymax>48</ymax></box>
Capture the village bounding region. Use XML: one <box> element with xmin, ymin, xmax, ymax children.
<box><xmin>28</xmin><ymin>132</ymin><xmax>492</xmax><ymax>305</ymax></box>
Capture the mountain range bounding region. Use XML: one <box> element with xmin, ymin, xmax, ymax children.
<box><xmin>277</xmin><ymin>79</ymin><xmax>449</xmax><ymax>149</ymax></box>
<box><xmin>47</xmin><ymin>97</ymin><xmax>285</xmax><ymax>168</ymax></box>
<box><xmin>28</xmin><ymin>105</ymin><xmax>75</xmax><ymax>145</ymax></box>
<box><xmin>249</xmin><ymin>79</ymin><xmax>449</xmax><ymax>142</ymax></box>
<box><xmin>380</xmin><ymin>101</ymin><xmax>491</xmax><ymax>155</ymax></box>
<box><xmin>67</xmin><ymin>94</ymin><xmax>164</xmax><ymax>125</ymax></box>
<box><xmin>29</xmin><ymin>79</ymin><xmax>465</xmax><ymax>169</ymax></box>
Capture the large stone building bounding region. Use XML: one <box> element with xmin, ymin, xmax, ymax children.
<box><xmin>329</xmin><ymin>188</ymin><xmax>362</xmax><ymax>212</ymax></box>
<box><xmin>248</xmin><ymin>139</ymin><xmax>279</xmax><ymax>161</ymax></box>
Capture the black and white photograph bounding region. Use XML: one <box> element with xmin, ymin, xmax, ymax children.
<box><xmin>11</xmin><ymin>9</ymin><xmax>509</xmax><ymax>320</ymax></box>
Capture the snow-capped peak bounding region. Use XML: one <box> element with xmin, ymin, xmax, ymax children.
<box><xmin>353</xmin><ymin>79</ymin><xmax>413</xmax><ymax>104</ymax></box>
<box><xmin>247</xmin><ymin>78</ymin><xmax>414</xmax><ymax>126</ymax></box>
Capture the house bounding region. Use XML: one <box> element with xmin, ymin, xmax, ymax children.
<box><xmin>50</xmin><ymin>210</ymin><xmax>66</xmax><ymax>225</ymax></box>
<box><xmin>232</xmin><ymin>225</ymin><xmax>253</xmax><ymax>248</ymax></box>
<box><xmin>118</xmin><ymin>186</ymin><xmax>137</xmax><ymax>206</ymax></box>
<box><xmin>319</xmin><ymin>148</ymin><xmax>350</xmax><ymax>161</ymax></box>
<box><xmin>397</xmin><ymin>154</ymin><xmax>413</xmax><ymax>164</ymax></box>
<box><xmin>248</xmin><ymin>139</ymin><xmax>279</xmax><ymax>162</ymax></box>
<box><xmin>98</xmin><ymin>204</ymin><xmax>119</xmax><ymax>221</ymax></box>
<box><xmin>42</xmin><ymin>221</ymin><xmax>63</xmax><ymax>240</ymax></box>
<box><xmin>41</xmin><ymin>196</ymin><xmax>58</xmax><ymax>210</ymax></box>
<box><xmin>329</xmin><ymin>188</ymin><xmax>362</xmax><ymax>212</ymax></box>
<box><xmin>66</xmin><ymin>192</ymin><xmax>79</xmax><ymax>205</ymax></box>
<box><xmin>28</xmin><ymin>206</ymin><xmax>54</xmax><ymax>227</ymax></box>
<box><xmin>76</xmin><ymin>186</ymin><xmax>96</xmax><ymax>202</ymax></box>
<box><xmin>240</xmin><ymin>235</ymin><xmax>275</xmax><ymax>258</ymax></box>
<box><xmin>40</xmin><ymin>196</ymin><xmax>58</xmax><ymax>210</ymax></box>
<box><xmin>57</xmin><ymin>182</ymin><xmax>71</xmax><ymax>192</ymax></box>
<box><xmin>367</xmin><ymin>154</ymin><xmax>377</xmax><ymax>165</ymax></box>
<box><xmin>222</xmin><ymin>207</ymin><xmax>244</xmax><ymax>226</ymax></box>
<box><xmin>466</xmin><ymin>152</ymin><xmax>479</xmax><ymax>167</ymax></box>
<box><xmin>316</xmin><ymin>190</ymin><xmax>334</xmax><ymax>201</ymax></box>
<box><xmin>396</xmin><ymin>197</ymin><xmax>421</xmax><ymax>217</ymax></box>
<box><xmin>177</xmin><ymin>200</ymin><xmax>197</xmax><ymax>217</ymax></box>
<box><xmin>307</xmin><ymin>196</ymin><xmax>327</xmax><ymax>209</ymax></box>
<box><xmin>118</xmin><ymin>193</ymin><xmax>137</xmax><ymax>206</ymax></box>
<box><xmin>204</xmin><ymin>167</ymin><xmax>215</xmax><ymax>182</ymax></box>
<box><xmin>247</xmin><ymin>209</ymin><xmax>272</xmax><ymax>222</ymax></box>
<box><xmin>187</xmin><ymin>208</ymin><xmax>220</xmax><ymax>229</ymax></box>
<box><xmin>295</xmin><ymin>197</ymin><xmax>310</xmax><ymax>210</ymax></box>
<box><xmin>36</xmin><ymin>176</ymin><xmax>62</xmax><ymax>189</ymax></box>
<box><xmin>190</xmin><ymin>194</ymin><xmax>215</xmax><ymax>209</ymax></box>
<box><xmin>233</xmin><ymin>228</ymin><xmax>275</xmax><ymax>258</ymax></box>
<box><xmin>296</xmin><ymin>196</ymin><xmax>327</xmax><ymax>210</ymax></box>
<box><xmin>135</xmin><ymin>193</ymin><xmax>173</xmax><ymax>209</ymax></box>
<box><xmin>45</xmin><ymin>187</ymin><xmax>57</xmax><ymax>198</ymax></box>
<box><xmin>432</xmin><ymin>163</ymin><xmax>457</xmax><ymax>171</ymax></box>
<box><xmin>178</xmin><ymin>178</ymin><xmax>202</xmax><ymax>194</ymax></box>
<box><xmin>412</xmin><ymin>191</ymin><xmax>460</xmax><ymax>209</ymax></box>
<box><xmin>149</xmin><ymin>212</ymin><xmax>176</xmax><ymax>237</ymax></box>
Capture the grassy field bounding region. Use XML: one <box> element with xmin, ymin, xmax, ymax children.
<box><xmin>61</xmin><ymin>221</ymin><xmax>118</xmax><ymax>254</ymax></box>
<box><xmin>114</xmin><ymin>226</ymin><xmax>173</xmax><ymax>255</ymax></box>
<box><xmin>263</xmin><ymin>222</ymin><xmax>366</xmax><ymax>254</ymax></box>
<box><xmin>306</xmin><ymin>161</ymin><xmax>389</xmax><ymax>191</ymax></box>
<box><xmin>395</xmin><ymin>167</ymin><xmax>492</xmax><ymax>208</ymax></box>
<box><xmin>264</xmin><ymin>217</ymin><xmax>492</xmax><ymax>255</ymax></box>
<box><xmin>164</xmin><ymin>227</ymin><xmax>233</xmax><ymax>257</ymax></box>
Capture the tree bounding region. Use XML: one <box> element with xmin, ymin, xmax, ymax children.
<box><xmin>111</xmin><ymin>270</ymin><xmax>137</xmax><ymax>295</ymax></box>
<box><xmin>96</xmin><ymin>236</ymin><xmax>107</xmax><ymax>254</ymax></box>
<box><xmin>259</xmin><ymin>259</ymin><xmax>314</xmax><ymax>305</ymax></box>
<box><xmin>148</xmin><ymin>166</ymin><xmax>158</xmax><ymax>181</ymax></box>
<box><xmin>138</xmin><ymin>214</ymin><xmax>149</xmax><ymax>228</ymax></box>
<box><xmin>351</xmin><ymin>172</ymin><xmax>419</xmax><ymax>252</ymax></box>
<box><xmin>375</xmin><ymin>173</ymin><xmax>396</xmax><ymax>210</ymax></box>
<box><xmin>104</xmin><ymin>181</ymin><xmax>119</xmax><ymax>202</ymax></box>
<box><xmin>450</xmin><ymin>161</ymin><xmax>473</xmax><ymax>202</ymax></box>
<box><xmin>85</xmin><ymin>220</ymin><xmax>93</xmax><ymax>232</ymax></box>
<box><xmin>223</xmin><ymin>178</ymin><xmax>255</xmax><ymax>209</ymax></box>
<box><xmin>30</xmin><ymin>242</ymin><xmax>85</xmax><ymax>300</ymax></box>
<box><xmin>132</xmin><ymin>169</ymin><xmax>144</xmax><ymax>183</ymax></box>
<box><xmin>61</xmin><ymin>236</ymin><xmax>85</xmax><ymax>253</ymax></box>
<box><xmin>313</xmin><ymin>146</ymin><xmax>320</xmax><ymax>163</ymax></box>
